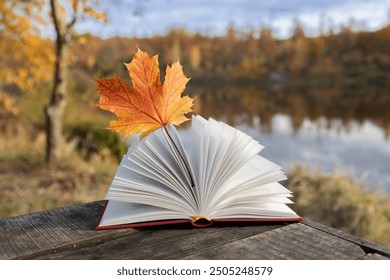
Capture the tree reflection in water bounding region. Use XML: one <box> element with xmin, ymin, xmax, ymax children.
<box><xmin>181</xmin><ymin>83</ymin><xmax>390</xmax><ymax>193</ymax></box>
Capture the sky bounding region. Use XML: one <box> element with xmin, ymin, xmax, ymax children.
<box><xmin>75</xmin><ymin>0</ymin><xmax>390</xmax><ymax>38</ymax></box>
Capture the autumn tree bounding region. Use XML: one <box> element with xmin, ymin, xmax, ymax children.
<box><xmin>1</xmin><ymin>0</ymin><xmax>107</xmax><ymax>164</ymax></box>
<box><xmin>288</xmin><ymin>20</ymin><xmax>309</xmax><ymax>75</ymax></box>
<box><xmin>258</xmin><ymin>27</ymin><xmax>277</xmax><ymax>70</ymax></box>
<box><xmin>45</xmin><ymin>0</ymin><xmax>107</xmax><ymax>164</ymax></box>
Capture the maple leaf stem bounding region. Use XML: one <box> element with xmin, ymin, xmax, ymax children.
<box><xmin>163</xmin><ymin>126</ymin><xmax>196</xmax><ymax>190</ymax></box>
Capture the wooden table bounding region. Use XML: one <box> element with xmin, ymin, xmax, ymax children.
<box><xmin>1</xmin><ymin>201</ymin><xmax>389</xmax><ymax>260</ymax></box>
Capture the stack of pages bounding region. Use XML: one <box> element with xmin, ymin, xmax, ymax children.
<box><xmin>96</xmin><ymin>116</ymin><xmax>301</xmax><ymax>229</ymax></box>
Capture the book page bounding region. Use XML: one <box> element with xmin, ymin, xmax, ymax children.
<box><xmin>208</xmin><ymin>155</ymin><xmax>287</xmax><ymax>205</ymax></box>
<box><xmin>203</xmin><ymin>119</ymin><xmax>224</xmax><ymax>190</ymax></box>
<box><xmin>202</xmin><ymin>148</ymin><xmax>297</xmax><ymax>219</ymax></box>
<box><xmin>189</xmin><ymin>116</ymin><xmax>208</xmax><ymax>209</ymax></box>
<box><xmin>187</xmin><ymin>116</ymin><xmax>272</xmax><ymax>216</ymax></box>
<box><xmin>143</xmin><ymin>131</ymin><xmax>196</xmax><ymax>203</ymax></box>
<box><xmin>208</xmin><ymin>183</ymin><xmax>294</xmax><ymax>217</ymax></box>
<box><xmin>209</xmin><ymin>131</ymin><xmax>262</xmax><ymax>193</ymax></box>
<box><xmin>99</xmin><ymin>200</ymin><xmax>190</xmax><ymax>227</ymax></box>
<box><xmin>106</xmin><ymin>154</ymin><xmax>197</xmax><ymax>216</ymax></box>
<box><xmin>162</xmin><ymin>125</ymin><xmax>200</xmax><ymax>208</ymax></box>
<box><xmin>209</xmin><ymin>202</ymin><xmax>299</xmax><ymax>219</ymax></box>
<box><xmin>125</xmin><ymin>149</ymin><xmax>193</xmax><ymax>202</ymax></box>
<box><xmin>165</xmin><ymin>125</ymin><xmax>195</xmax><ymax>188</ymax></box>
<box><xmin>105</xmin><ymin>134</ymin><xmax>199</xmax><ymax>216</ymax></box>
<box><xmin>203</xmin><ymin>119</ymin><xmax>236</xmax><ymax>192</ymax></box>
<box><xmin>202</xmin><ymin>121</ymin><xmax>264</xmax><ymax>211</ymax></box>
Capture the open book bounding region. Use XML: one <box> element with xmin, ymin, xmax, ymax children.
<box><xmin>96</xmin><ymin>116</ymin><xmax>302</xmax><ymax>229</ymax></box>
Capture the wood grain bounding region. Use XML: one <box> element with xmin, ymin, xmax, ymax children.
<box><xmin>0</xmin><ymin>201</ymin><xmax>135</xmax><ymax>259</ymax></box>
<box><xmin>183</xmin><ymin>223</ymin><xmax>367</xmax><ymax>259</ymax></box>
<box><xmin>1</xmin><ymin>201</ymin><xmax>389</xmax><ymax>260</ymax></box>
<box><xmin>33</xmin><ymin>223</ymin><xmax>284</xmax><ymax>259</ymax></box>
<box><xmin>358</xmin><ymin>253</ymin><xmax>390</xmax><ymax>260</ymax></box>
<box><xmin>302</xmin><ymin>219</ymin><xmax>390</xmax><ymax>258</ymax></box>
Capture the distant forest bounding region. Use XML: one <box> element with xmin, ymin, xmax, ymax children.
<box><xmin>2</xmin><ymin>22</ymin><xmax>390</xmax><ymax>141</ymax></box>
<box><xmin>70</xmin><ymin>22</ymin><xmax>390</xmax><ymax>91</ymax></box>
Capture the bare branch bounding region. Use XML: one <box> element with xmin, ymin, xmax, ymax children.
<box><xmin>49</xmin><ymin>0</ymin><xmax>62</xmax><ymax>38</ymax></box>
<box><xmin>65</xmin><ymin>0</ymin><xmax>79</xmax><ymax>33</ymax></box>
<box><xmin>66</xmin><ymin>14</ymin><xmax>77</xmax><ymax>32</ymax></box>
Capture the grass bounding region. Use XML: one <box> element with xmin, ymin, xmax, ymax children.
<box><xmin>286</xmin><ymin>166</ymin><xmax>390</xmax><ymax>246</ymax></box>
<box><xmin>0</xmin><ymin>83</ymin><xmax>125</xmax><ymax>218</ymax></box>
<box><xmin>0</xmin><ymin>151</ymin><xmax>117</xmax><ymax>218</ymax></box>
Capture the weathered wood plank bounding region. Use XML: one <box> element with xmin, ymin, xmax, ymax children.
<box><xmin>0</xmin><ymin>201</ymin><xmax>135</xmax><ymax>259</ymax></box>
<box><xmin>33</xmin><ymin>223</ymin><xmax>285</xmax><ymax>259</ymax></box>
<box><xmin>358</xmin><ymin>253</ymin><xmax>390</xmax><ymax>260</ymax></box>
<box><xmin>303</xmin><ymin>219</ymin><xmax>390</xmax><ymax>258</ymax></box>
<box><xmin>2</xmin><ymin>201</ymin><xmax>389</xmax><ymax>260</ymax></box>
<box><xmin>182</xmin><ymin>223</ymin><xmax>367</xmax><ymax>259</ymax></box>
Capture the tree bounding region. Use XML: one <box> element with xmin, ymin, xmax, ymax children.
<box><xmin>258</xmin><ymin>27</ymin><xmax>277</xmax><ymax>69</ymax></box>
<box><xmin>45</xmin><ymin>0</ymin><xmax>107</xmax><ymax>164</ymax></box>
<box><xmin>1</xmin><ymin>0</ymin><xmax>107</xmax><ymax>164</ymax></box>
<box><xmin>290</xmin><ymin>20</ymin><xmax>308</xmax><ymax>75</ymax></box>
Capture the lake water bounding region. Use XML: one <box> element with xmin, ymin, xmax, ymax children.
<box><xmin>238</xmin><ymin>114</ymin><xmax>390</xmax><ymax>193</ymax></box>
<box><xmin>185</xmin><ymin>83</ymin><xmax>390</xmax><ymax>194</ymax></box>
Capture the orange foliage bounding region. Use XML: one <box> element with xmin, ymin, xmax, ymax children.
<box><xmin>96</xmin><ymin>48</ymin><xmax>194</xmax><ymax>138</ymax></box>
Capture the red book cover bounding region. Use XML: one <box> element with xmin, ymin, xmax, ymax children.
<box><xmin>95</xmin><ymin>201</ymin><xmax>303</xmax><ymax>230</ymax></box>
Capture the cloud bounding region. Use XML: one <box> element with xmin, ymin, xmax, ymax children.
<box><xmin>75</xmin><ymin>0</ymin><xmax>389</xmax><ymax>38</ymax></box>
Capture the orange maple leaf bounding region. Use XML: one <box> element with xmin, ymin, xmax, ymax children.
<box><xmin>96</xmin><ymin>48</ymin><xmax>194</xmax><ymax>138</ymax></box>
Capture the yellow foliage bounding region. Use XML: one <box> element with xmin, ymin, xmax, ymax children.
<box><xmin>0</xmin><ymin>0</ymin><xmax>53</xmax><ymax>115</ymax></box>
<box><xmin>83</xmin><ymin>6</ymin><xmax>108</xmax><ymax>23</ymax></box>
<box><xmin>0</xmin><ymin>92</ymin><xmax>19</xmax><ymax>116</ymax></box>
<box><xmin>0</xmin><ymin>1</ymin><xmax>54</xmax><ymax>90</ymax></box>
<box><xmin>0</xmin><ymin>0</ymin><xmax>107</xmax><ymax>114</ymax></box>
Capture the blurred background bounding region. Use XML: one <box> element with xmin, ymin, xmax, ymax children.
<box><xmin>1</xmin><ymin>0</ymin><xmax>389</xmax><ymax>246</ymax></box>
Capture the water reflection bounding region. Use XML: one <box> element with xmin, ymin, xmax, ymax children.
<box><xmin>241</xmin><ymin>114</ymin><xmax>390</xmax><ymax>193</ymax></box>
<box><xmin>185</xmin><ymin>83</ymin><xmax>390</xmax><ymax>193</ymax></box>
<box><xmin>190</xmin><ymin>83</ymin><xmax>390</xmax><ymax>138</ymax></box>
